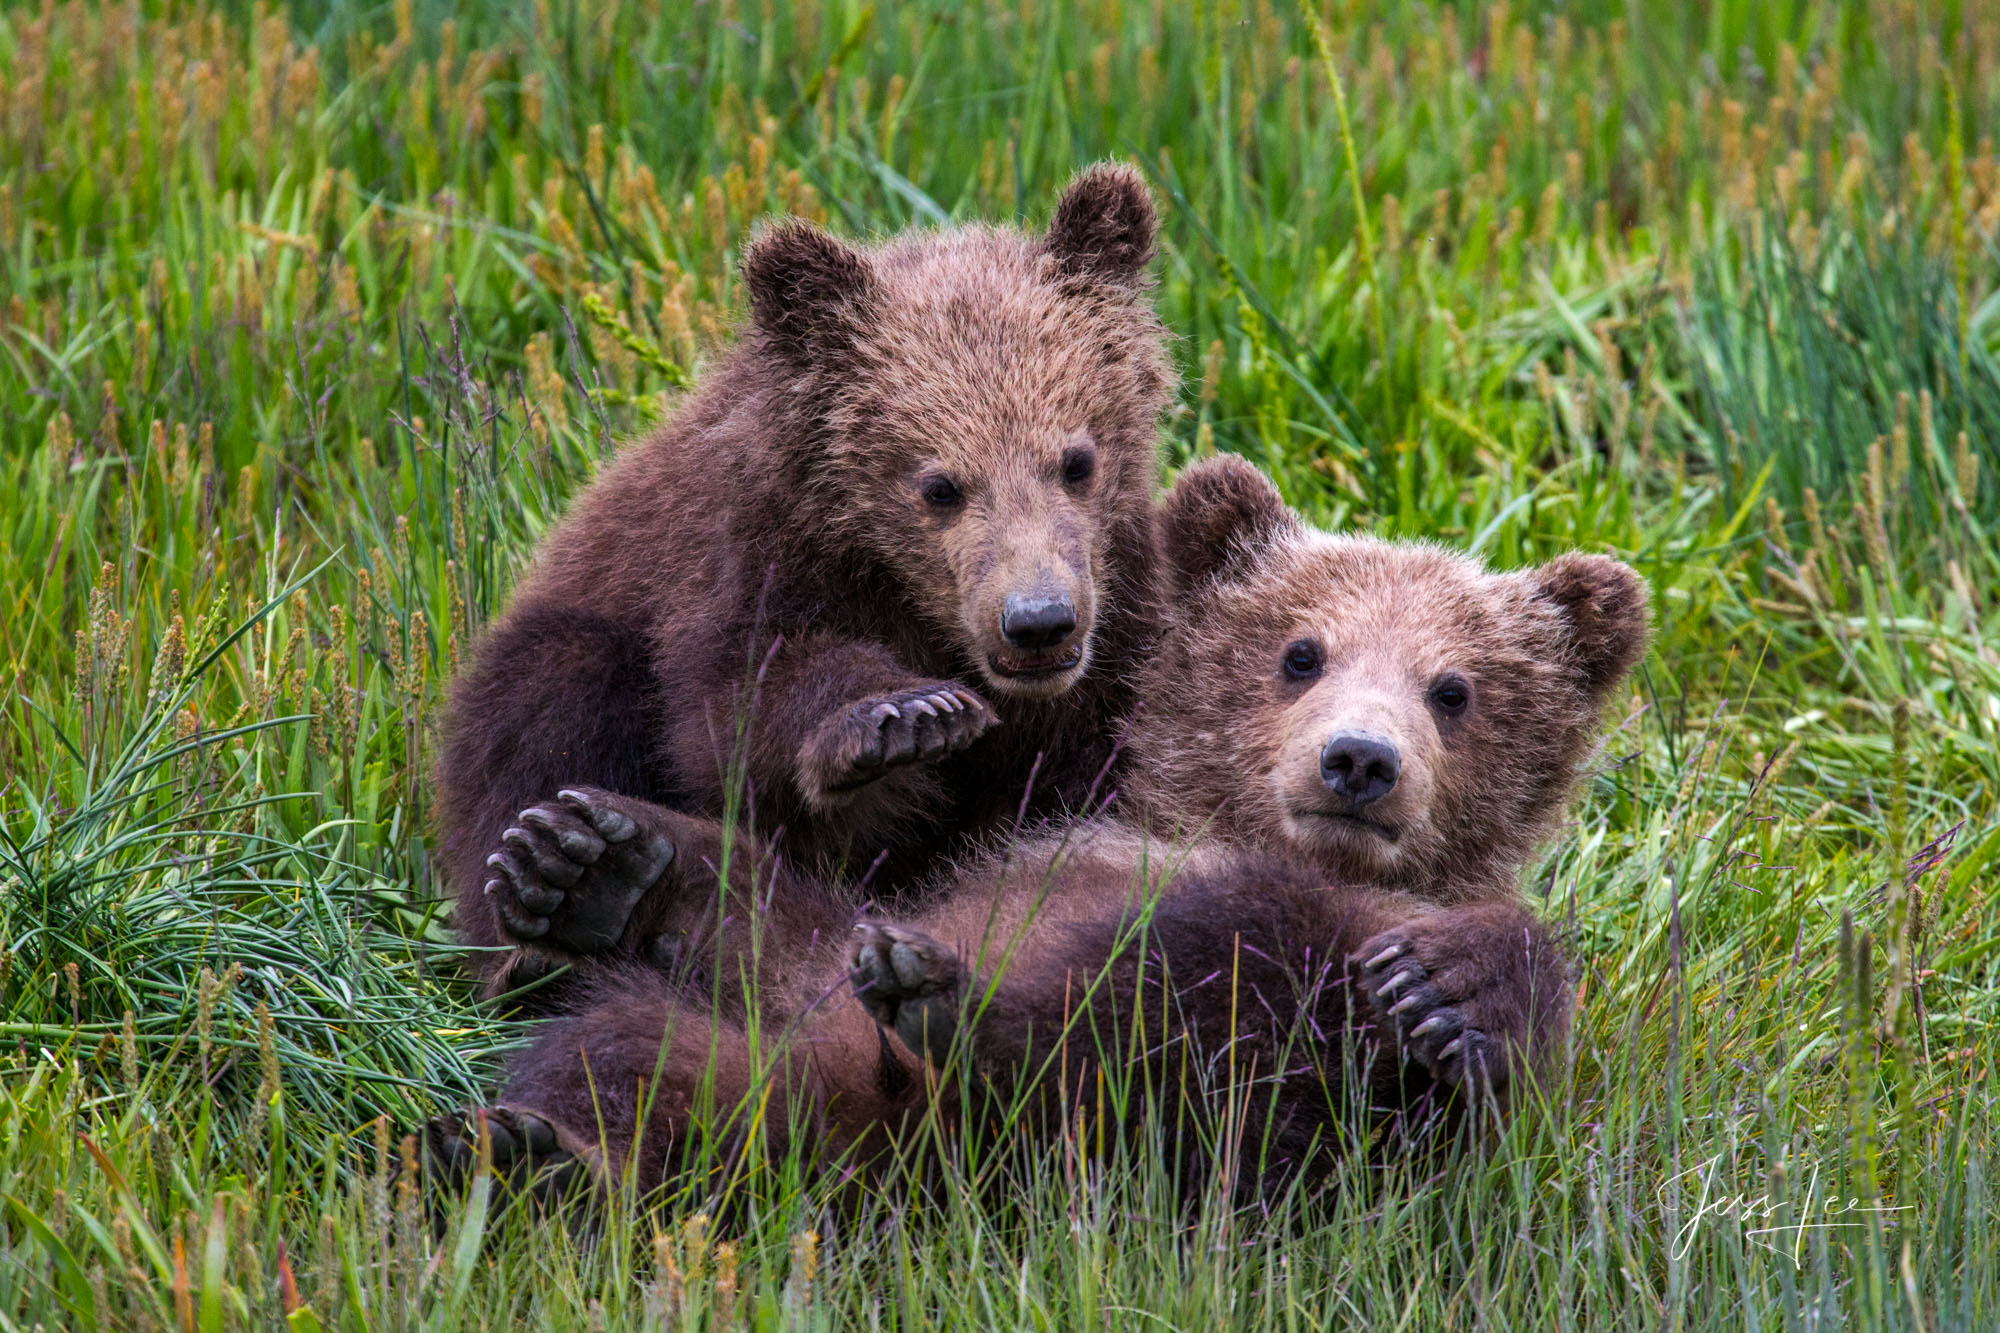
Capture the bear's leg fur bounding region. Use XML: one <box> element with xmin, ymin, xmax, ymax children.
<box><xmin>837</xmin><ymin>892</ymin><xmax>1382</xmax><ymax>1191</ymax></box>
<box><xmin>442</xmin><ymin>603</ymin><xmax>864</xmax><ymax>999</ymax></box>
<box><xmin>484</xmin><ymin>793</ymin><xmax>867</xmax><ymax>1019</ymax></box>
<box><xmin>427</xmin><ymin>860</ymin><xmax>1573</xmax><ymax>1204</ymax></box>
<box><xmin>438</xmin><ymin>601</ymin><xmax>680</xmax><ymax>992</ymax></box>
<box><xmin>426</xmin><ymin>971</ymin><xmax>918</xmax><ymax>1201</ymax></box>
<box><xmin>695</xmin><ymin>631</ymin><xmax>998</xmax><ymax>852</ymax></box>
<box><xmin>847</xmin><ymin>862</ymin><xmax>1571</xmax><ymax>1163</ymax></box>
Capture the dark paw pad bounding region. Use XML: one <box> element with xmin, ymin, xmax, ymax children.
<box><xmin>421</xmin><ymin>1106</ymin><xmax>587</xmax><ymax>1204</ymax></box>
<box><xmin>849</xmin><ymin>921</ymin><xmax>963</xmax><ymax>1064</ymax></box>
<box><xmin>804</xmin><ymin>684</ymin><xmax>998</xmax><ymax>798</ymax></box>
<box><xmin>483</xmin><ymin>788</ymin><xmax>676</xmax><ymax>952</ymax></box>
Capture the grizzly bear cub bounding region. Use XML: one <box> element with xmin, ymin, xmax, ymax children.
<box><xmin>424</xmin><ymin>458</ymin><xmax>1651</xmax><ymax>1201</ymax></box>
<box><xmin>437</xmin><ymin>166</ymin><xmax>1174</xmax><ymax>996</ymax></box>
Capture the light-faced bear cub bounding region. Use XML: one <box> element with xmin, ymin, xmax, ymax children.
<box><xmin>425</xmin><ymin>458</ymin><xmax>1650</xmax><ymax>1201</ymax></box>
<box><xmin>436</xmin><ymin>165</ymin><xmax>1175</xmax><ymax>998</ymax></box>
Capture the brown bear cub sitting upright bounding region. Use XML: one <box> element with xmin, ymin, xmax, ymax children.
<box><xmin>426</xmin><ymin>457</ymin><xmax>1651</xmax><ymax>1199</ymax></box>
<box><xmin>437</xmin><ymin>166</ymin><xmax>1173</xmax><ymax>997</ymax></box>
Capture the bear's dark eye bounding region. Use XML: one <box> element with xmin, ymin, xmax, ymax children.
<box><xmin>1429</xmin><ymin>674</ymin><xmax>1471</xmax><ymax>716</ymax></box>
<box><xmin>1060</xmin><ymin>446</ymin><xmax>1097</xmax><ymax>488</ymax></box>
<box><xmin>920</xmin><ymin>474</ymin><xmax>964</xmax><ymax>509</ymax></box>
<box><xmin>1281</xmin><ymin>639</ymin><xmax>1324</xmax><ymax>682</ymax></box>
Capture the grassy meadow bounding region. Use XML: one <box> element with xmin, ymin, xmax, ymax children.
<box><xmin>3</xmin><ymin>0</ymin><xmax>2000</xmax><ymax>1326</ymax></box>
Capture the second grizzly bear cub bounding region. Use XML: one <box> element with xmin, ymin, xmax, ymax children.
<box><xmin>426</xmin><ymin>459</ymin><xmax>1651</xmax><ymax>1199</ymax></box>
<box><xmin>437</xmin><ymin>166</ymin><xmax>1174</xmax><ymax>995</ymax></box>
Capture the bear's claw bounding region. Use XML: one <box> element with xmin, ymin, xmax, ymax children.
<box><xmin>1354</xmin><ymin>925</ymin><xmax>1503</xmax><ymax>1091</ymax></box>
<box><xmin>849</xmin><ymin>921</ymin><xmax>963</xmax><ymax>1065</ymax></box>
<box><xmin>501</xmin><ymin>827</ymin><xmax>587</xmax><ymax>887</ymax></box>
<box><xmin>522</xmin><ymin>805</ymin><xmax>609</xmax><ymax>864</ymax></box>
<box><xmin>558</xmin><ymin>789</ymin><xmax>640</xmax><ymax>843</ymax></box>
<box><xmin>483</xmin><ymin>787</ymin><xmax>676</xmax><ymax>954</ymax></box>
<box><xmin>1363</xmin><ymin>943</ymin><xmax>1406</xmax><ymax>971</ymax></box>
<box><xmin>804</xmin><ymin>682</ymin><xmax>998</xmax><ymax>799</ymax></box>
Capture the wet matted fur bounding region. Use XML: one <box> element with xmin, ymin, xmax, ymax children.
<box><xmin>436</xmin><ymin>165</ymin><xmax>1176</xmax><ymax>997</ymax></box>
<box><xmin>428</xmin><ymin>459</ymin><xmax>1651</xmax><ymax>1204</ymax></box>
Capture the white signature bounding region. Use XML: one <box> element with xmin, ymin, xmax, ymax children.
<box><xmin>1664</xmin><ymin>1154</ymin><xmax>1912</xmax><ymax>1266</ymax></box>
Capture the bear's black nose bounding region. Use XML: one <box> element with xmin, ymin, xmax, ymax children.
<box><xmin>1001</xmin><ymin>592</ymin><xmax>1077</xmax><ymax>652</ymax></box>
<box><xmin>1320</xmin><ymin>733</ymin><xmax>1400</xmax><ymax>805</ymax></box>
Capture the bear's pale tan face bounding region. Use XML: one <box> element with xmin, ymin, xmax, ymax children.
<box><xmin>1248</xmin><ymin>538</ymin><xmax>1521</xmax><ymax>882</ymax></box>
<box><xmin>1132</xmin><ymin>487</ymin><xmax>1648</xmax><ymax>899</ymax></box>
<box><xmin>820</xmin><ymin>231</ymin><xmax>1166</xmax><ymax>701</ymax></box>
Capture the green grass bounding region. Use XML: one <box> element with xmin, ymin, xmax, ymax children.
<box><xmin>3</xmin><ymin>0</ymin><xmax>1999</xmax><ymax>1326</ymax></box>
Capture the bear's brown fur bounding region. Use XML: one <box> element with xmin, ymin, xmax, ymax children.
<box><xmin>437</xmin><ymin>166</ymin><xmax>1175</xmax><ymax>996</ymax></box>
<box><xmin>425</xmin><ymin>459</ymin><xmax>1651</xmax><ymax>1202</ymax></box>
<box><xmin>1131</xmin><ymin>453</ymin><xmax>1654</xmax><ymax>902</ymax></box>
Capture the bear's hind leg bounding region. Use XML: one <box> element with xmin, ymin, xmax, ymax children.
<box><xmin>442</xmin><ymin>975</ymin><xmax>756</xmax><ymax>1199</ymax></box>
<box><xmin>421</xmin><ymin>1104</ymin><xmax>593</xmax><ymax>1211</ymax></box>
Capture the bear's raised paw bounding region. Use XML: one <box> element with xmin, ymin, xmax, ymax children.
<box><xmin>801</xmin><ymin>683</ymin><xmax>998</xmax><ymax>801</ymax></box>
<box><xmin>1355</xmin><ymin>909</ymin><xmax>1562</xmax><ymax>1100</ymax></box>
<box><xmin>1359</xmin><ymin>942</ymin><xmax>1493</xmax><ymax>1083</ymax></box>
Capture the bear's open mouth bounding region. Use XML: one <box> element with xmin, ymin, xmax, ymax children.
<box><xmin>988</xmin><ymin>647</ymin><xmax>1085</xmax><ymax>679</ymax></box>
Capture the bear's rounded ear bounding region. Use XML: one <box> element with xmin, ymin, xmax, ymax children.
<box><xmin>1531</xmin><ymin>553</ymin><xmax>1651</xmax><ymax>696</ymax></box>
<box><xmin>1160</xmin><ymin>455</ymin><xmax>1297</xmax><ymax>592</ymax></box>
<box><xmin>1045</xmin><ymin>163</ymin><xmax>1157</xmax><ymax>286</ymax></box>
<box><xmin>741</xmin><ymin>218</ymin><xmax>875</xmax><ymax>363</ymax></box>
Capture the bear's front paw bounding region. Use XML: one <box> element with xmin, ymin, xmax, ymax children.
<box><xmin>1357</xmin><ymin>941</ymin><xmax>1492</xmax><ymax>1083</ymax></box>
<box><xmin>799</xmin><ymin>683</ymin><xmax>998</xmax><ymax>802</ymax></box>
<box><xmin>483</xmin><ymin>788</ymin><xmax>676</xmax><ymax>953</ymax></box>
<box><xmin>1354</xmin><ymin>912</ymin><xmax>1565</xmax><ymax>1099</ymax></box>
<box><xmin>849</xmin><ymin>921</ymin><xmax>963</xmax><ymax>1065</ymax></box>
